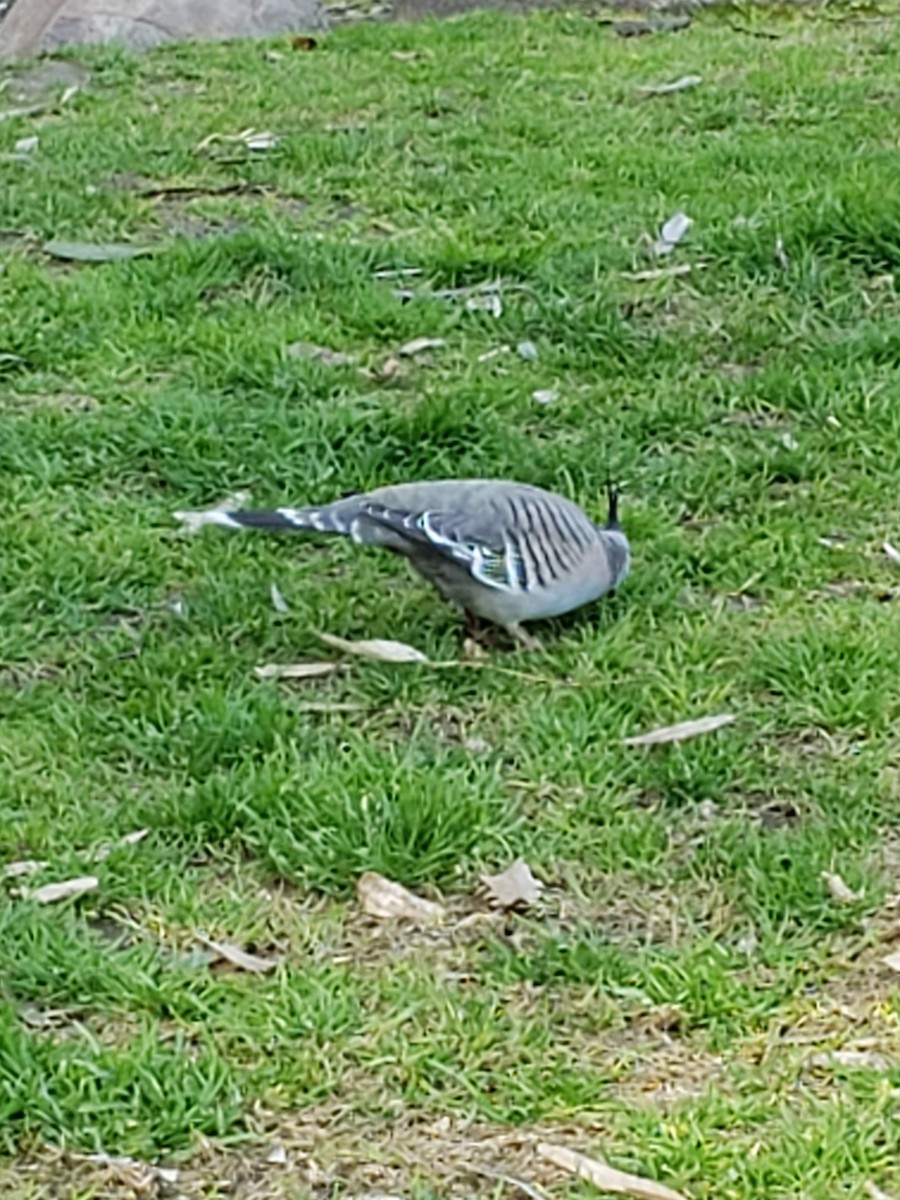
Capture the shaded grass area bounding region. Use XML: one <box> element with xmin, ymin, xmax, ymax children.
<box><xmin>2</xmin><ymin>7</ymin><xmax>900</xmax><ymax>1196</ymax></box>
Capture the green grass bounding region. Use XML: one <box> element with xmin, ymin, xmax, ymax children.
<box><xmin>3</xmin><ymin>5</ymin><xmax>900</xmax><ymax>1196</ymax></box>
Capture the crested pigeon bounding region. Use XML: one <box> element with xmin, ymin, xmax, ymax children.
<box><xmin>175</xmin><ymin>480</ymin><xmax>630</xmax><ymax>649</ymax></box>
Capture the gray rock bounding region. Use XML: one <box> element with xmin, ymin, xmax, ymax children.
<box><xmin>1</xmin><ymin>0</ymin><xmax>325</xmax><ymax>59</ymax></box>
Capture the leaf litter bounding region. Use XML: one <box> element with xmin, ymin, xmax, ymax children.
<box><xmin>196</xmin><ymin>128</ymin><xmax>281</xmax><ymax>154</ymax></box>
<box><xmin>536</xmin><ymin>1143</ymin><xmax>687</xmax><ymax>1200</ymax></box>
<box><xmin>357</xmin><ymin>871</ymin><xmax>446</xmax><ymax>925</ymax></box>
<box><xmin>26</xmin><ymin>876</ymin><xmax>99</xmax><ymax>904</ymax></box>
<box><xmin>3</xmin><ymin>859</ymin><xmax>48</xmax><ymax>880</ymax></box>
<box><xmin>90</xmin><ymin>828</ymin><xmax>149</xmax><ymax>863</ymax></box>
<box><xmin>623</xmin><ymin>713</ymin><xmax>736</xmax><ymax>746</ymax></box>
<box><xmin>652</xmin><ymin>212</ymin><xmax>692</xmax><ymax>258</ymax></box>
<box><xmin>77</xmin><ymin>1153</ymin><xmax>179</xmax><ymax>1193</ymax></box>
<box><xmin>194</xmin><ymin>933</ymin><xmax>280</xmax><ymax>974</ymax></box>
<box><xmin>636</xmin><ymin>75</ymin><xmax>702</xmax><ymax>96</ymax></box>
<box><xmin>622</xmin><ymin>263</ymin><xmax>697</xmax><ymax>282</ymax></box>
<box><xmin>398</xmin><ymin>336</ymin><xmax>447</xmax><ymax>356</ymax></box>
<box><xmin>482</xmin><ymin>859</ymin><xmax>544</xmax><ymax>910</ymax></box>
<box><xmin>821</xmin><ymin>870</ymin><xmax>863</xmax><ymax>905</ymax></box>
<box><xmin>270</xmin><ymin>582</ymin><xmax>290</xmax><ymax>613</ymax></box>
<box><xmin>286</xmin><ymin>341</ymin><xmax>356</xmax><ymax>367</ymax></box>
<box><xmin>255</xmin><ymin>661</ymin><xmax>341</xmax><ymax>681</ymax></box>
<box><xmin>43</xmin><ymin>240</ymin><xmax>157</xmax><ymax>263</ymax></box>
<box><xmin>318</xmin><ymin>632</ymin><xmax>431</xmax><ymax>664</ymax></box>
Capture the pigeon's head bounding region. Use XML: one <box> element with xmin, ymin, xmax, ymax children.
<box><xmin>601</xmin><ymin>483</ymin><xmax>630</xmax><ymax>587</ymax></box>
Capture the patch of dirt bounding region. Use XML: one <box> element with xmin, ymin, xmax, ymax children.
<box><xmin>362</xmin><ymin>702</ymin><xmax>496</xmax><ymax>752</ymax></box>
<box><xmin>744</xmin><ymin>933</ymin><xmax>900</xmax><ymax>1090</ymax></box>
<box><xmin>741</xmin><ymin>791</ymin><xmax>806</xmax><ymax>829</ymax></box>
<box><xmin>774</xmin><ymin>726</ymin><xmax>859</xmax><ymax>762</ymax></box>
<box><xmin>1</xmin><ymin>59</ymin><xmax>90</xmax><ymax>102</ymax></box>
<box><xmin>3</xmin><ymin>1099</ymin><xmax>690</xmax><ymax>1200</ymax></box>
<box><xmin>720</xmin><ymin>408</ymin><xmax>792</xmax><ymax>429</ymax></box>
<box><xmin>4</xmin><ymin>390</ymin><xmax>99</xmax><ymax>413</ymax></box>
<box><xmin>153</xmin><ymin>200</ymin><xmax>248</xmax><ymax>240</ymax></box>
<box><xmin>605</xmin><ymin>1012</ymin><xmax>727</xmax><ymax>1108</ymax></box>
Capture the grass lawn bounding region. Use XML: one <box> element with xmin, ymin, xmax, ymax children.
<box><xmin>3</xmin><ymin>4</ymin><xmax>900</xmax><ymax>1196</ymax></box>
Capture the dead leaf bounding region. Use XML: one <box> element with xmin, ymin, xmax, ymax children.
<box><xmin>195</xmin><ymin>128</ymin><xmax>280</xmax><ymax>154</ymax></box>
<box><xmin>243</xmin><ymin>130</ymin><xmax>280</xmax><ymax>151</ymax></box>
<box><xmin>3</xmin><ymin>860</ymin><xmax>48</xmax><ymax>880</ymax></box>
<box><xmin>390</xmin><ymin>280</ymin><xmax>507</xmax><ymax>309</ymax></box>
<box><xmin>736</xmin><ymin>929</ymin><xmax>758</xmax><ymax>956</ymax></box>
<box><xmin>464</xmin><ymin>735</ymin><xmax>492</xmax><ymax>754</ymax></box>
<box><xmin>469</xmin><ymin>1167</ymin><xmax>549</xmax><ymax>1200</ymax></box>
<box><xmin>466</xmin><ymin>292</ymin><xmax>503</xmax><ymax>317</ymax></box>
<box><xmin>292</xmin><ymin>35</ymin><xmax>318</xmax><ymax>50</ymax></box>
<box><xmin>194</xmin><ymin>934</ymin><xmax>280</xmax><ymax>974</ymax></box>
<box><xmin>637</xmin><ymin>74</ymin><xmax>702</xmax><ymax>96</ymax></box>
<box><xmin>266</xmin><ymin>1142</ymin><xmax>289</xmax><ymax>1165</ymax></box>
<box><xmin>821</xmin><ymin>870</ymin><xmax>862</xmax><ymax>905</ymax></box>
<box><xmin>27</xmin><ymin>876</ymin><xmax>99</xmax><ymax>904</ymax></box>
<box><xmin>375</xmin><ymin>355</ymin><xmax>404</xmax><ymax>381</ymax></box>
<box><xmin>82</xmin><ymin>1155</ymin><xmax>155</xmax><ymax>1191</ymax></box>
<box><xmin>481</xmin><ymin>858</ymin><xmax>543</xmax><ymax>909</ymax></box>
<box><xmin>90</xmin><ymin>828</ymin><xmax>150</xmax><ymax>863</ymax></box>
<box><xmin>810</xmin><ymin>580</ymin><xmax>870</xmax><ymax>601</ymax></box>
<box><xmin>357</xmin><ymin>871</ymin><xmax>445</xmax><ymax>925</ymax></box>
<box><xmin>883</xmin><ymin>951</ymin><xmax>900</xmax><ymax>973</ymax></box>
<box><xmin>865</xmin><ymin>1182</ymin><xmax>897</xmax><ymax>1200</ymax></box>
<box><xmin>80</xmin><ymin>1153</ymin><xmax>179</xmax><ymax>1190</ymax></box>
<box><xmin>477</xmin><ymin>345</ymin><xmax>511</xmax><ymax>362</ymax></box>
<box><xmin>270</xmin><ymin>582</ymin><xmax>290</xmax><ymax>613</ymax></box>
<box><xmin>536</xmin><ymin>1142</ymin><xmax>687</xmax><ymax>1200</ymax></box>
<box><xmin>286</xmin><ymin>341</ymin><xmax>355</xmax><ymax>367</ymax></box>
<box><xmin>883</xmin><ymin>541</ymin><xmax>900</xmax><ymax>567</ymax></box>
<box><xmin>373</xmin><ymin>267</ymin><xmax>424</xmax><ymax>280</ymax></box>
<box><xmin>462</xmin><ymin>637</ymin><xmax>488</xmax><ymax>661</ymax></box>
<box><xmin>652</xmin><ymin>211</ymin><xmax>692</xmax><ymax>257</ymax></box>
<box><xmin>621</xmin><ymin>263</ymin><xmax>696</xmax><ymax>282</ymax></box>
<box><xmin>806</xmin><ymin>1050</ymin><xmax>893</xmax><ymax>1071</ymax></box>
<box><xmin>623</xmin><ymin>713</ymin><xmax>736</xmax><ymax>746</ymax></box>
<box><xmin>318</xmin><ymin>632</ymin><xmax>431</xmax><ymax>664</ymax></box>
<box><xmin>254</xmin><ymin>661</ymin><xmax>340</xmax><ymax>681</ymax></box>
<box><xmin>398</xmin><ymin>336</ymin><xmax>446</xmax><ymax>357</ymax></box>
<box><xmin>532</xmin><ymin>388</ymin><xmax>559</xmax><ymax>405</ymax></box>
<box><xmin>43</xmin><ymin>240</ymin><xmax>156</xmax><ymax>263</ymax></box>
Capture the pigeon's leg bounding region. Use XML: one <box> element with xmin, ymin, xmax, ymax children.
<box><xmin>506</xmin><ymin>623</ymin><xmax>544</xmax><ymax>652</ymax></box>
<box><xmin>463</xmin><ymin>609</ymin><xmax>497</xmax><ymax>646</ymax></box>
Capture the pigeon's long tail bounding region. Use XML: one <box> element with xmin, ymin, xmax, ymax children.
<box><xmin>174</xmin><ymin>500</ymin><xmax>360</xmax><ymax>537</ymax></box>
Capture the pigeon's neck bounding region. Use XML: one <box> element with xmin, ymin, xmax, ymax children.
<box><xmin>600</xmin><ymin>527</ymin><xmax>631</xmax><ymax>588</ymax></box>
